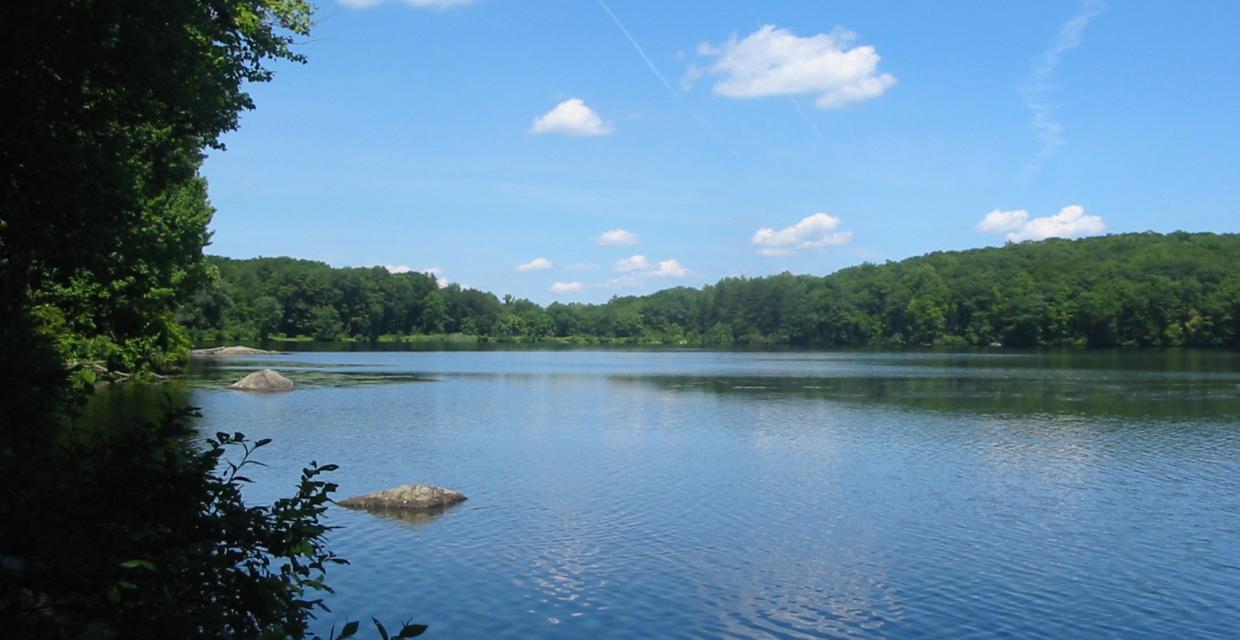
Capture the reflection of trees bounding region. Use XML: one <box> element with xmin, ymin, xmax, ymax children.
<box><xmin>626</xmin><ymin>373</ymin><xmax>1240</xmax><ymax>420</ymax></box>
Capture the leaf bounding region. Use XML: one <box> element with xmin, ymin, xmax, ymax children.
<box><xmin>373</xmin><ymin>617</ymin><xmax>390</xmax><ymax>640</ymax></box>
<box><xmin>338</xmin><ymin>620</ymin><xmax>359</xmax><ymax>638</ymax></box>
<box><xmin>397</xmin><ymin>622</ymin><xmax>429</xmax><ymax>638</ymax></box>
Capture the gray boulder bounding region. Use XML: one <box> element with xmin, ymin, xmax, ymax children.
<box><xmin>338</xmin><ymin>484</ymin><xmax>466</xmax><ymax>512</ymax></box>
<box><xmin>192</xmin><ymin>345</ymin><xmax>274</xmax><ymax>357</ymax></box>
<box><xmin>229</xmin><ymin>369</ymin><xmax>294</xmax><ymax>392</ymax></box>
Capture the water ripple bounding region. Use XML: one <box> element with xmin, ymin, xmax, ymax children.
<box><xmin>161</xmin><ymin>350</ymin><xmax>1240</xmax><ymax>639</ymax></box>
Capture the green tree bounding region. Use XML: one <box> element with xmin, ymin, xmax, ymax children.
<box><xmin>182</xmin><ymin>232</ymin><xmax>1240</xmax><ymax>349</ymax></box>
<box><xmin>0</xmin><ymin>2</ymin><xmax>420</xmax><ymax>638</ymax></box>
<box><xmin>421</xmin><ymin>292</ymin><xmax>449</xmax><ymax>334</ymax></box>
<box><xmin>254</xmin><ymin>295</ymin><xmax>285</xmax><ymax>341</ymax></box>
<box><xmin>311</xmin><ymin>306</ymin><xmax>344</xmax><ymax>341</ymax></box>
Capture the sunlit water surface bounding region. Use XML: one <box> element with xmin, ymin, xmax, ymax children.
<box><xmin>122</xmin><ymin>350</ymin><xmax>1240</xmax><ymax>638</ymax></box>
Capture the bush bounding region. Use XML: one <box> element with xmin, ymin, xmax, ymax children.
<box><xmin>1</xmin><ymin>402</ymin><xmax>426</xmax><ymax>639</ymax></box>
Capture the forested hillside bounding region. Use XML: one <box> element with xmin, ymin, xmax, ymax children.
<box><xmin>182</xmin><ymin>232</ymin><xmax>1240</xmax><ymax>348</ymax></box>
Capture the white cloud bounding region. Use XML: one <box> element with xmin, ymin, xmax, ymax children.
<box><xmin>611</xmin><ymin>255</ymin><xmax>688</xmax><ymax>280</ymax></box>
<box><xmin>975</xmin><ymin>209</ymin><xmax>1030</xmax><ymax>234</ymax></box>
<box><xmin>691</xmin><ymin>25</ymin><xmax>896</xmax><ymax>109</ymax></box>
<box><xmin>418</xmin><ymin>266</ymin><xmax>447</xmax><ymax>287</ymax></box>
<box><xmin>650</xmin><ymin>259</ymin><xmax>687</xmax><ymax>277</ymax></box>
<box><xmin>550</xmin><ymin>281</ymin><xmax>585</xmax><ymax>294</ymax></box>
<box><xmin>340</xmin><ymin>0</ymin><xmax>474</xmax><ymax>8</ymax></box>
<box><xmin>977</xmin><ymin>204</ymin><xmax>1105</xmax><ymax>242</ymax></box>
<box><xmin>614</xmin><ymin>255</ymin><xmax>650</xmax><ymax>272</ymax></box>
<box><xmin>752</xmin><ymin>212</ymin><xmax>854</xmax><ymax>256</ymax></box>
<box><xmin>530</xmin><ymin>99</ymin><xmax>613</xmax><ymax>137</ymax></box>
<box><xmin>384</xmin><ymin>264</ymin><xmax>454</xmax><ymax>284</ymax></box>
<box><xmin>517</xmin><ymin>257</ymin><xmax>553</xmax><ymax>272</ymax></box>
<box><xmin>595</xmin><ymin>228</ymin><xmax>640</xmax><ymax>246</ymax></box>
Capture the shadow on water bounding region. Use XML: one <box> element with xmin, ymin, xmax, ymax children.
<box><xmin>74</xmin><ymin>380</ymin><xmax>196</xmax><ymax>428</ymax></box>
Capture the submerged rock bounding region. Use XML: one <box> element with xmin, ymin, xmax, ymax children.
<box><xmin>338</xmin><ymin>484</ymin><xmax>467</xmax><ymax>512</ymax></box>
<box><xmin>229</xmin><ymin>369</ymin><xmax>294</xmax><ymax>392</ymax></box>
<box><xmin>192</xmin><ymin>345</ymin><xmax>274</xmax><ymax>356</ymax></box>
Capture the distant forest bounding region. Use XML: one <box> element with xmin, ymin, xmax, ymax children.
<box><xmin>179</xmin><ymin>232</ymin><xmax>1240</xmax><ymax>348</ymax></box>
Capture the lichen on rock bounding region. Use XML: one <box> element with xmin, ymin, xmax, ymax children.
<box><xmin>338</xmin><ymin>484</ymin><xmax>466</xmax><ymax>512</ymax></box>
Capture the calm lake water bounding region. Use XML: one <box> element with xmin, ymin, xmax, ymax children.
<box><xmin>120</xmin><ymin>349</ymin><xmax>1240</xmax><ymax>638</ymax></box>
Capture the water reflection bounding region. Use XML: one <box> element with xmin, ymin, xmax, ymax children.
<box><xmin>626</xmin><ymin>373</ymin><xmax>1240</xmax><ymax>419</ymax></box>
<box><xmin>74</xmin><ymin>380</ymin><xmax>193</xmax><ymax>428</ymax></box>
<box><xmin>82</xmin><ymin>349</ymin><xmax>1240</xmax><ymax>639</ymax></box>
<box><xmin>183</xmin><ymin>357</ymin><xmax>434</xmax><ymax>389</ymax></box>
<box><xmin>343</xmin><ymin>504</ymin><xmax>463</xmax><ymax>529</ymax></box>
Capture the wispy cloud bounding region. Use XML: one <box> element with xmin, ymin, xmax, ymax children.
<box><xmin>595</xmin><ymin>228</ymin><xmax>640</xmax><ymax>246</ymax></box>
<box><xmin>976</xmin><ymin>204</ymin><xmax>1105</xmax><ymax>241</ymax></box>
<box><xmin>550</xmin><ymin>281</ymin><xmax>585</xmax><ymax>294</ymax></box>
<box><xmin>516</xmin><ymin>257</ymin><xmax>553</xmax><ymax>271</ymax></box>
<box><xmin>611</xmin><ymin>255</ymin><xmax>687</xmax><ymax>279</ymax></box>
<box><xmin>790</xmin><ymin>97</ymin><xmax>823</xmax><ymax>140</ymax></box>
<box><xmin>1021</xmin><ymin>0</ymin><xmax>1106</xmax><ymax>176</ymax></box>
<box><xmin>531</xmin><ymin>99</ymin><xmax>613</xmax><ymax>136</ymax></box>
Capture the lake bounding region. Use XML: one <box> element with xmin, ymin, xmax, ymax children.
<box><xmin>136</xmin><ymin>349</ymin><xmax>1240</xmax><ymax>638</ymax></box>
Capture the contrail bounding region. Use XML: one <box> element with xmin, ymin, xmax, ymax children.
<box><xmin>596</xmin><ymin>0</ymin><xmax>681</xmax><ymax>99</ymax></box>
<box><xmin>594</xmin><ymin>0</ymin><xmax>729</xmax><ymax>151</ymax></box>
<box><xmin>790</xmin><ymin>97</ymin><xmax>823</xmax><ymax>140</ymax></box>
<box><xmin>1022</xmin><ymin>0</ymin><xmax>1106</xmax><ymax>177</ymax></box>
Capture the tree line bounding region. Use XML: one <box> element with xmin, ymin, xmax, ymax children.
<box><xmin>183</xmin><ymin>232</ymin><xmax>1240</xmax><ymax>349</ymax></box>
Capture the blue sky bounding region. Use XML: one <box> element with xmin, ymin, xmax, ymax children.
<box><xmin>202</xmin><ymin>0</ymin><xmax>1240</xmax><ymax>303</ymax></box>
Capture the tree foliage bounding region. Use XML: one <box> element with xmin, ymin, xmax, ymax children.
<box><xmin>2</xmin><ymin>0</ymin><xmax>311</xmax><ymax>373</ymax></box>
<box><xmin>5</xmin><ymin>411</ymin><xmax>345</xmax><ymax>637</ymax></box>
<box><xmin>0</xmin><ymin>2</ymin><xmax>420</xmax><ymax>638</ymax></box>
<box><xmin>185</xmin><ymin>233</ymin><xmax>1240</xmax><ymax>348</ymax></box>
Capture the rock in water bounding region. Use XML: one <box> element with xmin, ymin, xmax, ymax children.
<box><xmin>229</xmin><ymin>369</ymin><xmax>294</xmax><ymax>392</ymax></box>
<box><xmin>192</xmin><ymin>345</ymin><xmax>274</xmax><ymax>356</ymax></box>
<box><xmin>338</xmin><ymin>484</ymin><xmax>467</xmax><ymax>512</ymax></box>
